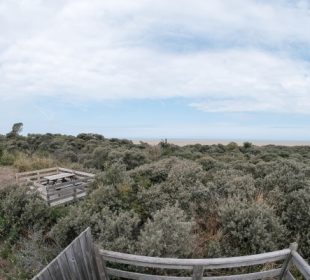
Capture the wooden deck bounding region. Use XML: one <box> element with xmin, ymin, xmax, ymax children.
<box><xmin>16</xmin><ymin>167</ymin><xmax>95</xmax><ymax>206</ymax></box>
<box><xmin>33</xmin><ymin>228</ymin><xmax>310</xmax><ymax>280</ymax></box>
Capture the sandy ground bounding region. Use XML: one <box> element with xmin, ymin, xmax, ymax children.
<box><xmin>0</xmin><ymin>166</ymin><xmax>16</xmax><ymax>188</ymax></box>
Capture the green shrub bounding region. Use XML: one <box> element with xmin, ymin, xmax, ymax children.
<box><xmin>0</xmin><ymin>186</ymin><xmax>54</xmax><ymax>241</ymax></box>
<box><xmin>216</xmin><ymin>200</ymin><xmax>285</xmax><ymax>256</ymax></box>
<box><xmin>13</xmin><ymin>154</ymin><xmax>55</xmax><ymax>172</ymax></box>
<box><xmin>15</xmin><ymin>230</ymin><xmax>60</xmax><ymax>278</ymax></box>
<box><xmin>0</xmin><ymin>150</ymin><xmax>15</xmax><ymax>165</ymax></box>
<box><xmin>137</xmin><ymin>205</ymin><xmax>194</xmax><ymax>257</ymax></box>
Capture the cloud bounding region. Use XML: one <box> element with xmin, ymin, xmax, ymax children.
<box><xmin>1</xmin><ymin>0</ymin><xmax>310</xmax><ymax>113</ymax></box>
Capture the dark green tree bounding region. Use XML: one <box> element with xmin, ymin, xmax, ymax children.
<box><xmin>6</xmin><ymin>122</ymin><xmax>23</xmax><ymax>138</ymax></box>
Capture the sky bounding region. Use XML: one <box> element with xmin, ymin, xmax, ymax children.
<box><xmin>1</xmin><ymin>0</ymin><xmax>310</xmax><ymax>140</ymax></box>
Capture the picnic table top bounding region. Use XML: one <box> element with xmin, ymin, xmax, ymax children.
<box><xmin>44</xmin><ymin>172</ymin><xmax>75</xmax><ymax>181</ymax></box>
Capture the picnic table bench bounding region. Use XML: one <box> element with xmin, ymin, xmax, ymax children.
<box><xmin>44</xmin><ymin>172</ymin><xmax>75</xmax><ymax>184</ymax></box>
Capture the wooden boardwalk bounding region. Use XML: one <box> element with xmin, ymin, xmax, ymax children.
<box><xmin>16</xmin><ymin>167</ymin><xmax>95</xmax><ymax>206</ymax></box>
<box><xmin>33</xmin><ymin>228</ymin><xmax>310</xmax><ymax>280</ymax></box>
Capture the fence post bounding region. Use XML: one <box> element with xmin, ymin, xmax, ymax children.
<box><xmin>192</xmin><ymin>266</ymin><xmax>204</xmax><ymax>280</ymax></box>
<box><xmin>94</xmin><ymin>244</ymin><xmax>110</xmax><ymax>280</ymax></box>
<box><xmin>279</xmin><ymin>242</ymin><xmax>298</xmax><ymax>279</ymax></box>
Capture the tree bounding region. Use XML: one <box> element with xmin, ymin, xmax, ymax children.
<box><xmin>6</xmin><ymin>122</ymin><xmax>23</xmax><ymax>138</ymax></box>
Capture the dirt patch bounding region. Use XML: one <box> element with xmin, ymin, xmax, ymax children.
<box><xmin>0</xmin><ymin>166</ymin><xmax>16</xmax><ymax>188</ymax></box>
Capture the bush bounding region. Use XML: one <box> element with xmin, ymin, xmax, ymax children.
<box><xmin>13</xmin><ymin>154</ymin><xmax>55</xmax><ymax>172</ymax></box>
<box><xmin>15</xmin><ymin>230</ymin><xmax>60</xmax><ymax>278</ymax></box>
<box><xmin>216</xmin><ymin>199</ymin><xmax>285</xmax><ymax>256</ymax></box>
<box><xmin>0</xmin><ymin>186</ymin><xmax>53</xmax><ymax>241</ymax></box>
<box><xmin>137</xmin><ymin>205</ymin><xmax>194</xmax><ymax>257</ymax></box>
<box><xmin>282</xmin><ymin>187</ymin><xmax>310</xmax><ymax>259</ymax></box>
<box><xmin>0</xmin><ymin>151</ymin><xmax>15</xmax><ymax>165</ymax></box>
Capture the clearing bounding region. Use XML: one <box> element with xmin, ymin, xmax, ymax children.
<box><xmin>0</xmin><ymin>166</ymin><xmax>16</xmax><ymax>188</ymax></box>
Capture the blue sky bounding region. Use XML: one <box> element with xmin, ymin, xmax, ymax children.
<box><xmin>1</xmin><ymin>0</ymin><xmax>310</xmax><ymax>140</ymax></box>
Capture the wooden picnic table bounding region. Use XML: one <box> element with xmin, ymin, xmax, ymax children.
<box><xmin>44</xmin><ymin>172</ymin><xmax>75</xmax><ymax>184</ymax></box>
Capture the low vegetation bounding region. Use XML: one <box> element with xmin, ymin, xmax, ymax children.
<box><xmin>0</xmin><ymin>123</ymin><xmax>310</xmax><ymax>279</ymax></box>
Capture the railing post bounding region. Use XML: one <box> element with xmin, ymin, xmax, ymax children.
<box><xmin>94</xmin><ymin>244</ymin><xmax>110</xmax><ymax>280</ymax></box>
<box><xmin>192</xmin><ymin>265</ymin><xmax>204</xmax><ymax>280</ymax></box>
<box><xmin>279</xmin><ymin>242</ymin><xmax>298</xmax><ymax>279</ymax></box>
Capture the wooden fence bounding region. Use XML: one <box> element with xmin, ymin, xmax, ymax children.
<box><xmin>32</xmin><ymin>228</ymin><xmax>108</xmax><ymax>280</ymax></box>
<box><xmin>33</xmin><ymin>227</ymin><xmax>310</xmax><ymax>280</ymax></box>
<box><xmin>16</xmin><ymin>167</ymin><xmax>95</xmax><ymax>206</ymax></box>
<box><xmin>16</xmin><ymin>167</ymin><xmax>59</xmax><ymax>184</ymax></box>
<box><xmin>16</xmin><ymin>167</ymin><xmax>95</xmax><ymax>184</ymax></box>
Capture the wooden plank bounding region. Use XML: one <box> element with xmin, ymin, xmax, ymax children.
<box><xmin>192</xmin><ymin>266</ymin><xmax>204</xmax><ymax>280</ymax></box>
<box><xmin>32</xmin><ymin>264</ymin><xmax>53</xmax><ymax>280</ymax></box>
<box><xmin>291</xmin><ymin>251</ymin><xmax>310</xmax><ymax>279</ymax></box>
<box><xmin>45</xmin><ymin>259</ymin><xmax>63</xmax><ymax>280</ymax></box>
<box><xmin>63</xmin><ymin>243</ymin><xmax>83</xmax><ymax>279</ymax></box>
<box><xmin>46</xmin><ymin>179</ymin><xmax>90</xmax><ymax>192</ymax></box>
<box><xmin>16</xmin><ymin>167</ymin><xmax>58</xmax><ymax>177</ymax></box>
<box><xmin>106</xmin><ymin>268</ymin><xmax>282</xmax><ymax>280</ymax></box>
<box><xmin>85</xmin><ymin>228</ymin><xmax>102</xmax><ymax>280</ymax></box>
<box><xmin>279</xmin><ymin>243</ymin><xmax>298</xmax><ymax>279</ymax></box>
<box><xmin>71</xmin><ymin>235</ymin><xmax>89</xmax><ymax>279</ymax></box>
<box><xmin>49</xmin><ymin>194</ymin><xmax>86</xmax><ymax>207</ymax></box>
<box><xmin>100</xmin><ymin>249</ymin><xmax>290</xmax><ymax>270</ymax></box>
<box><xmin>94</xmin><ymin>244</ymin><xmax>110</xmax><ymax>280</ymax></box>
<box><xmin>285</xmin><ymin>271</ymin><xmax>296</xmax><ymax>280</ymax></box>
<box><xmin>47</xmin><ymin>190</ymin><xmax>86</xmax><ymax>204</ymax></box>
<box><xmin>32</xmin><ymin>227</ymin><xmax>97</xmax><ymax>280</ymax></box>
<box><xmin>56</xmin><ymin>251</ymin><xmax>72</xmax><ymax>280</ymax></box>
<box><xmin>107</xmin><ymin>268</ymin><xmax>191</xmax><ymax>280</ymax></box>
<box><xmin>58</xmin><ymin>167</ymin><xmax>95</xmax><ymax>178</ymax></box>
<box><xmin>79</xmin><ymin>230</ymin><xmax>97</xmax><ymax>279</ymax></box>
<box><xmin>107</xmin><ymin>268</ymin><xmax>281</xmax><ymax>280</ymax></box>
<box><xmin>203</xmin><ymin>268</ymin><xmax>282</xmax><ymax>280</ymax></box>
<box><xmin>46</xmin><ymin>185</ymin><xmax>86</xmax><ymax>196</ymax></box>
<box><xmin>44</xmin><ymin>173</ymin><xmax>75</xmax><ymax>181</ymax></box>
<box><xmin>17</xmin><ymin>172</ymin><xmax>58</xmax><ymax>183</ymax></box>
<box><xmin>37</xmin><ymin>273</ymin><xmax>51</xmax><ymax>280</ymax></box>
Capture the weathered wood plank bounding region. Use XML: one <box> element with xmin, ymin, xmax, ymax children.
<box><xmin>63</xmin><ymin>244</ymin><xmax>83</xmax><ymax>279</ymax></box>
<box><xmin>44</xmin><ymin>173</ymin><xmax>75</xmax><ymax>181</ymax></box>
<box><xmin>45</xmin><ymin>259</ymin><xmax>63</xmax><ymax>280</ymax></box>
<box><xmin>32</xmin><ymin>227</ymin><xmax>101</xmax><ymax>280</ymax></box>
<box><xmin>16</xmin><ymin>167</ymin><xmax>58</xmax><ymax>177</ymax></box>
<box><xmin>56</xmin><ymin>252</ymin><xmax>72</xmax><ymax>280</ymax></box>
<box><xmin>72</xmin><ymin>237</ymin><xmax>89</xmax><ymax>279</ymax></box>
<box><xmin>49</xmin><ymin>193</ymin><xmax>87</xmax><ymax>207</ymax></box>
<box><xmin>79</xmin><ymin>231</ymin><xmax>97</xmax><ymax>279</ymax></box>
<box><xmin>100</xmin><ymin>249</ymin><xmax>290</xmax><ymax>270</ymax></box>
<box><xmin>85</xmin><ymin>228</ymin><xmax>102</xmax><ymax>280</ymax></box>
<box><xmin>106</xmin><ymin>268</ymin><xmax>282</xmax><ymax>280</ymax></box>
<box><xmin>203</xmin><ymin>268</ymin><xmax>282</xmax><ymax>279</ymax></box>
<box><xmin>285</xmin><ymin>271</ymin><xmax>296</xmax><ymax>280</ymax></box>
<box><xmin>279</xmin><ymin>243</ymin><xmax>298</xmax><ymax>279</ymax></box>
<box><xmin>192</xmin><ymin>266</ymin><xmax>204</xmax><ymax>280</ymax></box>
<box><xmin>291</xmin><ymin>251</ymin><xmax>310</xmax><ymax>279</ymax></box>
<box><xmin>58</xmin><ymin>167</ymin><xmax>96</xmax><ymax>178</ymax></box>
<box><xmin>107</xmin><ymin>268</ymin><xmax>191</xmax><ymax>280</ymax></box>
<box><xmin>94</xmin><ymin>244</ymin><xmax>110</xmax><ymax>280</ymax></box>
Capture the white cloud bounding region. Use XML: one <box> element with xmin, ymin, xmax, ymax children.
<box><xmin>1</xmin><ymin>0</ymin><xmax>310</xmax><ymax>113</ymax></box>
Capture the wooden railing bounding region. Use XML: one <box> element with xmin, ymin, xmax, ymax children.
<box><xmin>33</xmin><ymin>228</ymin><xmax>310</xmax><ymax>280</ymax></box>
<box><xmin>16</xmin><ymin>167</ymin><xmax>59</xmax><ymax>184</ymax></box>
<box><xmin>99</xmin><ymin>244</ymin><xmax>310</xmax><ymax>280</ymax></box>
<box><xmin>16</xmin><ymin>167</ymin><xmax>95</xmax><ymax>184</ymax></box>
<box><xmin>16</xmin><ymin>167</ymin><xmax>95</xmax><ymax>206</ymax></box>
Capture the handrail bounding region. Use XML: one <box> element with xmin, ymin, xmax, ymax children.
<box><xmin>291</xmin><ymin>251</ymin><xmax>310</xmax><ymax>279</ymax></box>
<box><xmin>100</xmin><ymin>248</ymin><xmax>290</xmax><ymax>270</ymax></box>
<box><xmin>32</xmin><ymin>227</ymin><xmax>310</xmax><ymax>280</ymax></box>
